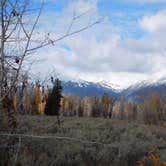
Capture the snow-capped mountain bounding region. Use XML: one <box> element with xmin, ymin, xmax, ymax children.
<box><xmin>125</xmin><ymin>77</ymin><xmax>166</xmax><ymax>92</ymax></box>
<box><xmin>60</xmin><ymin>77</ymin><xmax>166</xmax><ymax>101</ymax></box>
<box><xmin>96</xmin><ymin>80</ymin><xmax>122</xmax><ymax>92</ymax></box>
<box><xmin>122</xmin><ymin>77</ymin><xmax>166</xmax><ymax>102</ymax></box>
<box><xmin>61</xmin><ymin>80</ymin><xmax>118</xmax><ymax>97</ymax></box>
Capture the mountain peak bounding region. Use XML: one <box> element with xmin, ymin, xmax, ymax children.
<box><xmin>61</xmin><ymin>80</ymin><xmax>118</xmax><ymax>97</ymax></box>
<box><xmin>96</xmin><ymin>80</ymin><xmax>122</xmax><ymax>91</ymax></box>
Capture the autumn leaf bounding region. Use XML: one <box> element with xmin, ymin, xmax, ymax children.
<box><xmin>148</xmin><ymin>153</ymin><xmax>159</xmax><ymax>161</ymax></box>
<box><xmin>160</xmin><ymin>161</ymin><xmax>166</xmax><ymax>165</ymax></box>
<box><xmin>135</xmin><ymin>160</ymin><xmax>144</xmax><ymax>166</ymax></box>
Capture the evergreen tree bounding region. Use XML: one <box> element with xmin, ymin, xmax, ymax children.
<box><xmin>45</xmin><ymin>78</ymin><xmax>62</xmax><ymax>116</ymax></box>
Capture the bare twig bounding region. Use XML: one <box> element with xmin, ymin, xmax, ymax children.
<box><xmin>0</xmin><ymin>133</ymin><xmax>104</xmax><ymax>145</ymax></box>
<box><xmin>27</xmin><ymin>18</ymin><xmax>104</xmax><ymax>53</ymax></box>
<box><xmin>13</xmin><ymin>136</ymin><xmax>21</xmax><ymax>166</ymax></box>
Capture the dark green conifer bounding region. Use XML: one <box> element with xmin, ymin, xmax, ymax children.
<box><xmin>45</xmin><ymin>78</ymin><xmax>62</xmax><ymax>116</ymax></box>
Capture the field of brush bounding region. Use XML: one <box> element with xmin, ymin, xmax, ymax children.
<box><xmin>0</xmin><ymin>115</ymin><xmax>166</xmax><ymax>166</ymax></box>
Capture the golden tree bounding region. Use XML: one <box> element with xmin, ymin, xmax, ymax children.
<box><xmin>141</xmin><ymin>93</ymin><xmax>161</xmax><ymax>124</ymax></box>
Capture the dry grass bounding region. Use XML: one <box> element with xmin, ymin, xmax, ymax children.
<box><xmin>0</xmin><ymin>115</ymin><xmax>166</xmax><ymax>166</ymax></box>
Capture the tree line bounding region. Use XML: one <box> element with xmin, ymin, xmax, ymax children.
<box><xmin>5</xmin><ymin>78</ymin><xmax>166</xmax><ymax>125</ymax></box>
<box><xmin>61</xmin><ymin>92</ymin><xmax>166</xmax><ymax>125</ymax></box>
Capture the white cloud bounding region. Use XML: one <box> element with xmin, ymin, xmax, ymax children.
<box><xmin>140</xmin><ymin>10</ymin><xmax>166</xmax><ymax>33</ymax></box>
<box><xmin>71</xmin><ymin>0</ymin><xmax>97</xmax><ymax>14</ymax></box>
<box><xmin>29</xmin><ymin>2</ymin><xmax>166</xmax><ymax>89</ymax></box>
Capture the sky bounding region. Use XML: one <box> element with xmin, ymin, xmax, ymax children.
<box><xmin>29</xmin><ymin>0</ymin><xmax>166</xmax><ymax>89</ymax></box>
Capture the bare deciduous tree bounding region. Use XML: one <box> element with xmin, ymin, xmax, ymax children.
<box><xmin>0</xmin><ymin>1</ymin><xmax>102</xmax><ymax>165</ymax></box>
<box><xmin>0</xmin><ymin>0</ymin><xmax>103</xmax><ymax>128</ymax></box>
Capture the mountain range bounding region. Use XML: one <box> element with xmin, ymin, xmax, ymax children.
<box><xmin>61</xmin><ymin>80</ymin><xmax>117</xmax><ymax>97</ymax></box>
<box><xmin>61</xmin><ymin>78</ymin><xmax>166</xmax><ymax>102</ymax></box>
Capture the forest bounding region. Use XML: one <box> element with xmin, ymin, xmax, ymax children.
<box><xmin>7</xmin><ymin>78</ymin><xmax>166</xmax><ymax>125</ymax></box>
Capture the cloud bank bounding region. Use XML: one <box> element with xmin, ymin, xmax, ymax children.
<box><xmin>30</xmin><ymin>0</ymin><xmax>166</xmax><ymax>89</ymax></box>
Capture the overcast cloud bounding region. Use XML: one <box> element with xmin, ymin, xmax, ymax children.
<box><xmin>30</xmin><ymin>0</ymin><xmax>166</xmax><ymax>89</ymax></box>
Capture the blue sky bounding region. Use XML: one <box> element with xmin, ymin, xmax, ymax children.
<box><xmin>30</xmin><ymin>0</ymin><xmax>166</xmax><ymax>89</ymax></box>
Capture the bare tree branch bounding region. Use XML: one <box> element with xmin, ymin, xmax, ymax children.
<box><xmin>27</xmin><ymin>18</ymin><xmax>104</xmax><ymax>53</ymax></box>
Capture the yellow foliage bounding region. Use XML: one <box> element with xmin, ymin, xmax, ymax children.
<box><xmin>148</xmin><ymin>153</ymin><xmax>159</xmax><ymax>161</ymax></box>
<box><xmin>160</xmin><ymin>161</ymin><xmax>166</xmax><ymax>165</ymax></box>
<box><xmin>162</xmin><ymin>123</ymin><xmax>166</xmax><ymax>127</ymax></box>
<box><xmin>136</xmin><ymin>148</ymin><xmax>166</xmax><ymax>166</ymax></box>
<box><xmin>35</xmin><ymin>85</ymin><xmax>47</xmax><ymax>115</ymax></box>
<box><xmin>35</xmin><ymin>87</ymin><xmax>41</xmax><ymax>114</ymax></box>
<box><xmin>135</xmin><ymin>160</ymin><xmax>144</xmax><ymax>166</ymax></box>
<box><xmin>13</xmin><ymin>94</ymin><xmax>18</xmax><ymax>110</ymax></box>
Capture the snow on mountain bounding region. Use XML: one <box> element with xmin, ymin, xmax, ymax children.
<box><xmin>125</xmin><ymin>76</ymin><xmax>166</xmax><ymax>93</ymax></box>
<box><xmin>50</xmin><ymin>76</ymin><xmax>166</xmax><ymax>100</ymax></box>
<box><xmin>63</xmin><ymin>79</ymin><xmax>122</xmax><ymax>91</ymax></box>
<box><xmin>97</xmin><ymin>80</ymin><xmax>122</xmax><ymax>91</ymax></box>
<box><xmin>155</xmin><ymin>77</ymin><xmax>166</xmax><ymax>85</ymax></box>
<box><xmin>121</xmin><ymin>76</ymin><xmax>166</xmax><ymax>102</ymax></box>
<box><xmin>61</xmin><ymin>80</ymin><xmax>118</xmax><ymax>97</ymax></box>
<box><xmin>124</xmin><ymin>80</ymin><xmax>150</xmax><ymax>92</ymax></box>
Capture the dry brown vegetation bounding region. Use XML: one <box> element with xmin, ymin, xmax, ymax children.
<box><xmin>0</xmin><ymin>116</ymin><xmax>166</xmax><ymax>166</ymax></box>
